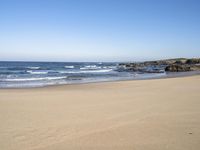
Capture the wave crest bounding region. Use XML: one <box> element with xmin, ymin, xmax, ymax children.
<box><xmin>58</xmin><ymin>69</ymin><xmax>113</xmax><ymax>74</ymax></box>
<box><xmin>80</xmin><ymin>65</ymin><xmax>101</xmax><ymax>70</ymax></box>
<box><xmin>27</xmin><ymin>70</ymin><xmax>48</xmax><ymax>74</ymax></box>
<box><xmin>1</xmin><ymin>76</ymin><xmax>67</xmax><ymax>82</ymax></box>
<box><xmin>27</xmin><ymin>67</ymin><xmax>40</xmax><ymax>70</ymax></box>
<box><xmin>65</xmin><ymin>65</ymin><xmax>74</xmax><ymax>69</ymax></box>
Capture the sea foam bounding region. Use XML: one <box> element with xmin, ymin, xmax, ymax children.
<box><xmin>1</xmin><ymin>76</ymin><xmax>67</xmax><ymax>82</ymax></box>
<box><xmin>65</xmin><ymin>65</ymin><xmax>74</xmax><ymax>69</ymax></box>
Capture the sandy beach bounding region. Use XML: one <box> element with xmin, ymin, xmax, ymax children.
<box><xmin>0</xmin><ymin>75</ymin><xmax>200</xmax><ymax>150</ymax></box>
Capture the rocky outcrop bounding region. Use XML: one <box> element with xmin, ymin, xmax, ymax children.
<box><xmin>164</xmin><ymin>58</ymin><xmax>200</xmax><ymax>72</ymax></box>
<box><xmin>165</xmin><ymin>64</ymin><xmax>200</xmax><ymax>72</ymax></box>
<box><xmin>165</xmin><ymin>64</ymin><xmax>191</xmax><ymax>72</ymax></box>
<box><xmin>118</xmin><ymin>58</ymin><xmax>200</xmax><ymax>73</ymax></box>
<box><xmin>185</xmin><ymin>58</ymin><xmax>200</xmax><ymax>64</ymax></box>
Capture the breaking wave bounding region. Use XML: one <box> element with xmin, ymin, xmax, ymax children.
<box><xmin>64</xmin><ymin>65</ymin><xmax>74</xmax><ymax>69</ymax></box>
<box><xmin>27</xmin><ymin>67</ymin><xmax>40</xmax><ymax>70</ymax></box>
<box><xmin>27</xmin><ymin>70</ymin><xmax>48</xmax><ymax>74</ymax></box>
<box><xmin>1</xmin><ymin>76</ymin><xmax>67</xmax><ymax>82</ymax></box>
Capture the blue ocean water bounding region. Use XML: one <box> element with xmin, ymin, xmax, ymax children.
<box><xmin>0</xmin><ymin>61</ymin><xmax>166</xmax><ymax>88</ymax></box>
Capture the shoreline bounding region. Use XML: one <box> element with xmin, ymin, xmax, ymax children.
<box><xmin>1</xmin><ymin>71</ymin><xmax>200</xmax><ymax>90</ymax></box>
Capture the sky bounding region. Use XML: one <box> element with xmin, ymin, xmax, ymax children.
<box><xmin>0</xmin><ymin>0</ymin><xmax>200</xmax><ymax>62</ymax></box>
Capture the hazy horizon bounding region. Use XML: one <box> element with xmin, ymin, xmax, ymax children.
<box><xmin>0</xmin><ymin>57</ymin><xmax>199</xmax><ymax>63</ymax></box>
<box><xmin>0</xmin><ymin>0</ymin><xmax>200</xmax><ymax>62</ymax></box>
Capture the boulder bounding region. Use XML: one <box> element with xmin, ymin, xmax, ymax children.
<box><xmin>190</xmin><ymin>64</ymin><xmax>200</xmax><ymax>71</ymax></box>
<box><xmin>165</xmin><ymin>64</ymin><xmax>191</xmax><ymax>72</ymax></box>
<box><xmin>185</xmin><ymin>58</ymin><xmax>200</xmax><ymax>64</ymax></box>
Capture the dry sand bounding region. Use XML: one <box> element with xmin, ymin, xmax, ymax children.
<box><xmin>0</xmin><ymin>75</ymin><xmax>200</xmax><ymax>150</ymax></box>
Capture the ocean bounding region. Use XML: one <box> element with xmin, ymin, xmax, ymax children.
<box><xmin>0</xmin><ymin>61</ymin><xmax>166</xmax><ymax>88</ymax></box>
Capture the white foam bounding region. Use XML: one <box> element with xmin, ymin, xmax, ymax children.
<box><xmin>65</xmin><ymin>65</ymin><xmax>74</xmax><ymax>69</ymax></box>
<box><xmin>27</xmin><ymin>67</ymin><xmax>40</xmax><ymax>69</ymax></box>
<box><xmin>27</xmin><ymin>70</ymin><xmax>48</xmax><ymax>74</ymax></box>
<box><xmin>103</xmin><ymin>66</ymin><xmax>116</xmax><ymax>69</ymax></box>
<box><xmin>80</xmin><ymin>69</ymin><xmax>112</xmax><ymax>73</ymax></box>
<box><xmin>59</xmin><ymin>69</ymin><xmax>112</xmax><ymax>74</ymax></box>
<box><xmin>2</xmin><ymin>76</ymin><xmax>67</xmax><ymax>82</ymax></box>
<box><xmin>80</xmin><ymin>65</ymin><xmax>101</xmax><ymax>70</ymax></box>
<box><xmin>85</xmin><ymin>65</ymin><xmax>97</xmax><ymax>68</ymax></box>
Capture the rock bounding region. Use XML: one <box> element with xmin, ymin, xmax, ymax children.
<box><xmin>118</xmin><ymin>63</ymin><xmax>145</xmax><ymax>72</ymax></box>
<box><xmin>118</xmin><ymin>58</ymin><xmax>200</xmax><ymax>73</ymax></box>
<box><xmin>190</xmin><ymin>64</ymin><xmax>200</xmax><ymax>71</ymax></box>
<box><xmin>165</xmin><ymin>64</ymin><xmax>191</xmax><ymax>72</ymax></box>
<box><xmin>165</xmin><ymin>64</ymin><xmax>200</xmax><ymax>72</ymax></box>
<box><xmin>175</xmin><ymin>59</ymin><xmax>187</xmax><ymax>64</ymax></box>
<box><xmin>185</xmin><ymin>58</ymin><xmax>200</xmax><ymax>64</ymax></box>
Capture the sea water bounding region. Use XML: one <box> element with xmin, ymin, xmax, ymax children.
<box><xmin>0</xmin><ymin>61</ymin><xmax>166</xmax><ymax>88</ymax></box>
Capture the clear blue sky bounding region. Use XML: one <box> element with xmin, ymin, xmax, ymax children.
<box><xmin>0</xmin><ymin>0</ymin><xmax>200</xmax><ymax>62</ymax></box>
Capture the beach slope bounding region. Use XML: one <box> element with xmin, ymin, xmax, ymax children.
<box><xmin>0</xmin><ymin>76</ymin><xmax>200</xmax><ymax>150</ymax></box>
